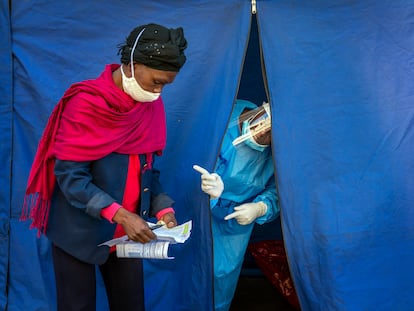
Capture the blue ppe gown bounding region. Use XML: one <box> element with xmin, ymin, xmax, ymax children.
<box><xmin>211</xmin><ymin>99</ymin><xmax>280</xmax><ymax>311</ymax></box>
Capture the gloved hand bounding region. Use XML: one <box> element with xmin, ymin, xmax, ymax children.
<box><xmin>224</xmin><ymin>202</ymin><xmax>268</xmax><ymax>225</ymax></box>
<box><xmin>193</xmin><ymin>165</ymin><xmax>224</xmax><ymax>199</ymax></box>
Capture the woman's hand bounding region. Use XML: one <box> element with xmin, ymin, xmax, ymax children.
<box><xmin>159</xmin><ymin>212</ymin><xmax>177</xmax><ymax>228</ymax></box>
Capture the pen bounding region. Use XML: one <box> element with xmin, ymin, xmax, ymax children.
<box><xmin>149</xmin><ymin>224</ymin><xmax>164</xmax><ymax>230</ymax></box>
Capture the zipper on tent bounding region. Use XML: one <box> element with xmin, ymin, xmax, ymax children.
<box><xmin>208</xmin><ymin>12</ymin><xmax>253</xmax><ymax>310</ymax></box>
<box><xmin>256</xmin><ymin>8</ymin><xmax>298</xmax><ymax>304</ymax></box>
<box><xmin>256</xmin><ymin>12</ymin><xmax>301</xmax><ymax>309</ymax></box>
<box><xmin>251</xmin><ymin>0</ymin><xmax>257</xmax><ymax>14</ymax></box>
<box><xmin>255</xmin><ymin>15</ymin><xmax>270</xmax><ymax>105</ymax></box>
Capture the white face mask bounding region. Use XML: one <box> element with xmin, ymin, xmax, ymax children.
<box><xmin>120</xmin><ymin>65</ymin><xmax>160</xmax><ymax>102</ymax></box>
<box><xmin>120</xmin><ymin>27</ymin><xmax>161</xmax><ymax>103</ymax></box>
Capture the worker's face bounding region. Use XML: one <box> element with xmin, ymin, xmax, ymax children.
<box><xmin>252</xmin><ymin>127</ymin><xmax>271</xmax><ymax>146</ymax></box>
<box><xmin>131</xmin><ymin>63</ymin><xmax>178</xmax><ymax>94</ymax></box>
<box><xmin>249</xmin><ymin>110</ymin><xmax>271</xmax><ymax>146</ymax></box>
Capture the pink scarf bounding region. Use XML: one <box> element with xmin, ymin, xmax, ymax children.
<box><xmin>21</xmin><ymin>64</ymin><xmax>166</xmax><ymax>235</ymax></box>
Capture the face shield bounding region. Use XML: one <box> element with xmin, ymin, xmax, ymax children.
<box><xmin>232</xmin><ymin>102</ymin><xmax>271</xmax><ymax>148</ymax></box>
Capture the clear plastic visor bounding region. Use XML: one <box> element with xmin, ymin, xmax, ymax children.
<box><xmin>232</xmin><ymin>102</ymin><xmax>271</xmax><ymax>146</ymax></box>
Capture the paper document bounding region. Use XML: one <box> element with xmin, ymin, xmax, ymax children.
<box><xmin>152</xmin><ymin>220</ymin><xmax>192</xmax><ymax>243</ymax></box>
<box><xmin>99</xmin><ymin>220</ymin><xmax>192</xmax><ymax>259</ymax></box>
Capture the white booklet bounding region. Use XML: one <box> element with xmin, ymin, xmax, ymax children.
<box><xmin>99</xmin><ymin>220</ymin><xmax>192</xmax><ymax>259</ymax></box>
<box><xmin>116</xmin><ymin>240</ymin><xmax>172</xmax><ymax>259</ymax></box>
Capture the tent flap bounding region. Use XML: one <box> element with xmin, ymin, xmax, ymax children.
<box><xmin>7</xmin><ymin>1</ymin><xmax>251</xmax><ymax>310</ymax></box>
<box><xmin>258</xmin><ymin>1</ymin><xmax>414</xmax><ymax>310</ymax></box>
<box><xmin>0</xmin><ymin>0</ymin><xmax>12</xmax><ymax>309</ymax></box>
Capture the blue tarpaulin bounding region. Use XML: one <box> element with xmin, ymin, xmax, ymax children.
<box><xmin>1</xmin><ymin>1</ymin><xmax>413</xmax><ymax>310</ymax></box>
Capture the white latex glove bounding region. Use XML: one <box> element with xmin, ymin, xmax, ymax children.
<box><xmin>224</xmin><ymin>202</ymin><xmax>268</xmax><ymax>225</ymax></box>
<box><xmin>193</xmin><ymin>165</ymin><xmax>224</xmax><ymax>199</ymax></box>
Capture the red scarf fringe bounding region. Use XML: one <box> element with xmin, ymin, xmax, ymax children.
<box><xmin>22</xmin><ymin>194</ymin><xmax>51</xmax><ymax>237</ymax></box>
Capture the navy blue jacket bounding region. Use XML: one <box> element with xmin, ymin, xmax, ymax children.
<box><xmin>46</xmin><ymin>152</ymin><xmax>174</xmax><ymax>264</ymax></box>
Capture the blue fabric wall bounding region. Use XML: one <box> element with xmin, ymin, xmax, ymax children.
<box><xmin>1</xmin><ymin>0</ymin><xmax>413</xmax><ymax>310</ymax></box>
<box><xmin>5</xmin><ymin>1</ymin><xmax>250</xmax><ymax>311</ymax></box>
<box><xmin>0</xmin><ymin>1</ymin><xmax>12</xmax><ymax>310</ymax></box>
<box><xmin>259</xmin><ymin>1</ymin><xmax>414</xmax><ymax>310</ymax></box>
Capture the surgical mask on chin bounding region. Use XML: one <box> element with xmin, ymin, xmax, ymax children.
<box><xmin>120</xmin><ymin>65</ymin><xmax>160</xmax><ymax>102</ymax></box>
<box><xmin>120</xmin><ymin>27</ymin><xmax>160</xmax><ymax>103</ymax></box>
<box><xmin>241</xmin><ymin>120</ymin><xmax>269</xmax><ymax>152</ymax></box>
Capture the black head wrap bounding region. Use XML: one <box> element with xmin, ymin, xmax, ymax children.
<box><xmin>118</xmin><ymin>23</ymin><xmax>187</xmax><ymax>72</ymax></box>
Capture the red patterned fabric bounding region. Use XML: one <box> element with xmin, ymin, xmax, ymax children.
<box><xmin>248</xmin><ymin>240</ymin><xmax>301</xmax><ymax>310</ymax></box>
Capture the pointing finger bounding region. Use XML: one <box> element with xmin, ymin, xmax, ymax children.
<box><xmin>193</xmin><ymin>165</ymin><xmax>210</xmax><ymax>175</ymax></box>
<box><xmin>224</xmin><ymin>211</ymin><xmax>238</xmax><ymax>221</ymax></box>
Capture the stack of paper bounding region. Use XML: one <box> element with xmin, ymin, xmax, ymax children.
<box><xmin>99</xmin><ymin>220</ymin><xmax>192</xmax><ymax>259</ymax></box>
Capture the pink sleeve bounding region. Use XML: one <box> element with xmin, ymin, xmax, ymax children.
<box><xmin>101</xmin><ymin>202</ymin><xmax>122</xmax><ymax>223</ymax></box>
<box><xmin>155</xmin><ymin>207</ymin><xmax>175</xmax><ymax>220</ymax></box>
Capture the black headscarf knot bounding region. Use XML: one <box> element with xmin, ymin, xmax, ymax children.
<box><xmin>118</xmin><ymin>23</ymin><xmax>187</xmax><ymax>72</ymax></box>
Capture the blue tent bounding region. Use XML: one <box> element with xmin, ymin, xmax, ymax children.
<box><xmin>1</xmin><ymin>1</ymin><xmax>413</xmax><ymax>310</ymax></box>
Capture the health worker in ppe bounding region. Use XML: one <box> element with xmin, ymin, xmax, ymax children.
<box><xmin>194</xmin><ymin>99</ymin><xmax>280</xmax><ymax>311</ymax></box>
